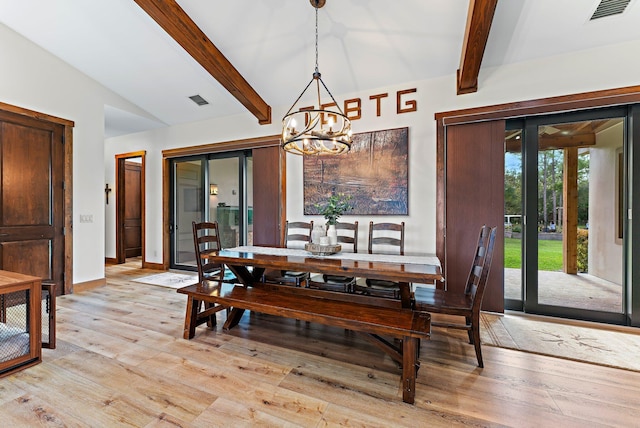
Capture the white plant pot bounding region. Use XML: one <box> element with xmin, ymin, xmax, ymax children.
<box><xmin>327</xmin><ymin>224</ymin><xmax>338</xmax><ymax>245</ymax></box>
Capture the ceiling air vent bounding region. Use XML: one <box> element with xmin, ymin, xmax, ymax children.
<box><xmin>590</xmin><ymin>0</ymin><xmax>631</xmax><ymax>20</ymax></box>
<box><xmin>189</xmin><ymin>94</ymin><xmax>209</xmax><ymax>106</ymax></box>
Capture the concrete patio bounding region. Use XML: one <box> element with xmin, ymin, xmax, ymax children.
<box><xmin>504</xmin><ymin>268</ymin><xmax>623</xmax><ymax>313</ymax></box>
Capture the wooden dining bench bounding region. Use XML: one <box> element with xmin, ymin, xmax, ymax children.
<box><xmin>178</xmin><ymin>282</ymin><xmax>431</xmax><ymax>404</ymax></box>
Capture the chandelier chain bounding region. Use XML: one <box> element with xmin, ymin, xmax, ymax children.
<box><xmin>315</xmin><ymin>4</ymin><xmax>319</xmax><ymax>73</ymax></box>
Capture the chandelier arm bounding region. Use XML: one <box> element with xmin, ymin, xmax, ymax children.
<box><xmin>316</xmin><ymin>77</ymin><xmax>322</xmax><ymax>108</ymax></box>
<box><xmin>284</xmin><ymin>77</ymin><xmax>316</xmax><ymax>116</ymax></box>
<box><xmin>317</xmin><ymin>76</ymin><xmax>348</xmax><ymax>116</ymax></box>
<box><xmin>283</xmin><ymin>110</ymin><xmax>321</xmax><ymax>141</ymax></box>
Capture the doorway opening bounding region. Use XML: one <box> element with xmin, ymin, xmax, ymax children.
<box><xmin>115</xmin><ymin>151</ymin><xmax>146</xmax><ymax>266</ymax></box>
<box><xmin>504</xmin><ymin>107</ymin><xmax>626</xmax><ymax>324</ymax></box>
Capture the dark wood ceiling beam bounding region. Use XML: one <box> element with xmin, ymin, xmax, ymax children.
<box><xmin>134</xmin><ymin>0</ymin><xmax>272</xmax><ymax>124</ymax></box>
<box><xmin>457</xmin><ymin>0</ymin><xmax>498</xmax><ymax>95</ymax></box>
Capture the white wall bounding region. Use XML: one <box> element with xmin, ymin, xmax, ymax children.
<box><xmin>105</xmin><ymin>38</ymin><xmax>640</xmax><ymax>264</ymax></box>
<box><xmin>589</xmin><ymin>123</ymin><xmax>623</xmax><ymax>284</ymax></box>
<box><xmin>0</xmin><ymin>23</ymin><xmax>160</xmax><ymax>285</ymax></box>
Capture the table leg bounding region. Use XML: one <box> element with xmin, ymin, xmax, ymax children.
<box><xmin>223</xmin><ymin>307</ymin><xmax>245</xmax><ymax>330</ymax></box>
<box><xmin>183</xmin><ymin>296</ymin><xmax>199</xmax><ymax>339</ymax></box>
<box><xmin>399</xmin><ymin>282</ymin><xmax>412</xmax><ymax>309</ymax></box>
<box><xmin>226</xmin><ymin>265</ymin><xmax>253</xmax><ymax>285</ymax></box>
<box><xmin>402</xmin><ymin>337</ymin><xmax>419</xmax><ymax>404</ymax></box>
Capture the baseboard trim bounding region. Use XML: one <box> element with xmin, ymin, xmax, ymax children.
<box><xmin>143</xmin><ymin>261</ymin><xmax>165</xmax><ymax>270</ymax></box>
<box><xmin>105</xmin><ymin>257</ymin><xmax>118</xmax><ymax>265</ymax></box>
<box><xmin>73</xmin><ymin>277</ymin><xmax>106</xmax><ymax>293</ymax></box>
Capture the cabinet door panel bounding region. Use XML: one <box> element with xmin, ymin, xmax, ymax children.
<box><xmin>0</xmin><ymin>119</ymin><xmax>64</xmax><ymax>288</ymax></box>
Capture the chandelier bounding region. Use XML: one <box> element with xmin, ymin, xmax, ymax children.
<box><xmin>281</xmin><ymin>0</ymin><xmax>352</xmax><ymax>155</ymax></box>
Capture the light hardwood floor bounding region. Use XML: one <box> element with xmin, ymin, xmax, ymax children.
<box><xmin>1</xmin><ymin>260</ymin><xmax>639</xmax><ymax>427</ymax></box>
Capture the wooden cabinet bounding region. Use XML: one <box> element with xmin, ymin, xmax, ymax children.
<box><xmin>0</xmin><ymin>270</ymin><xmax>41</xmax><ymax>377</ymax></box>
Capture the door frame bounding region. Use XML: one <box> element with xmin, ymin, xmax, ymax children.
<box><xmin>115</xmin><ymin>151</ymin><xmax>146</xmax><ymax>264</ymax></box>
<box><xmin>0</xmin><ymin>102</ymin><xmax>74</xmax><ymax>294</ymax></box>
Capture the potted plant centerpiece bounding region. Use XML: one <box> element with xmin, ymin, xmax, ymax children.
<box><xmin>315</xmin><ymin>193</ymin><xmax>353</xmax><ymax>245</ymax></box>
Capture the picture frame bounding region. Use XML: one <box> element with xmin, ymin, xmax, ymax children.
<box><xmin>303</xmin><ymin>127</ymin><xmax>409</xmax><ymax>215</ymax></box>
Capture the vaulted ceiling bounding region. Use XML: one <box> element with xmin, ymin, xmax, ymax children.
<box><xmin>0</xmin><ymin>0</ymin><xmax>638</xmax><ymax>138</ymax></box>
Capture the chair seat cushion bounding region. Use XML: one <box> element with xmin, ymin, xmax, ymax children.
<box><xmin>323</xmin><ymin>274</ymin><xmax>356</xmax><ymax>284</ymax></box>
<box><xmin>283</xmin><ymin>271</ymin><xmax>307</xmax><ymax>277</ymax></box>
<box><xmin>263</xmin><ymin>269</ymin><xmax>309</xmax><ymax>286</ymax></box>
<box><xmin>365</xmin><ymin>278</ymin><xmax>400</xmax><ymax>289</ymax></box>
<box><xmin>413</xmin><ymin>287</ymin><xmax>473</xmax><ymax>314</ymax></box>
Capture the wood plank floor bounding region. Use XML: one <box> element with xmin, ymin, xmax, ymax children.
<box><xmin>1</xmin><ymin>260</ymin><xmax>639</xmax><ymax>427</ymax></box>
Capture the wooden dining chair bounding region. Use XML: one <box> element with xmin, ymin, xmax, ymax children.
<box><xmin>192</xmin><ymin>221</ymin><xmax>226</xmax><ymax>286</ymax></box>
<box><xmin>354</xmin><ymin>221</ymin><xmax>405</xmax><ymax>298</ymax></box>
<box><xmin>308</xmin><ymin>221</ymin><xmax>358</xmax><ymax>292</ymax></box>
<box><xmin>185</xmin><ymin>221</ymin><xmax>228</xmax><ymax>335</ymax></box>
<box><xmin>262</xmin><ymin>221</ymin><xmax>313</xmax><ymax>287</ymax></box>
<box><xmin>413</xmin><ymin>225</ymin><xmax>497</xmax><ymax>368</ymax></box>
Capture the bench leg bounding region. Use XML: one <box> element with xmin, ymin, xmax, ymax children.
<box><xmin>402</xmin><ymin>337</ymin><xmax>419</xmax><ymax>404</ymax></box>
<box><xmin>183</xmin><ymin>296</ymin><xmax>199</xmax><ymax>340</ymax></box>
<box><xmin>205</xmin><ymin>302</ymin><xmax>217</xmax><ymax>328</ymax></box>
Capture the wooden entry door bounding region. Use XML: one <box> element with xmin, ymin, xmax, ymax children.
<box><xmin>123</xmin><ymin>161</ymin><xmax>142</xmax><ymax>258</ymax></box>
<box><xmin>0</xmin><ymin>114</ymin><xmax>65</xmax><ymax>291</ymax></box>
<box><xmin>116</xmin><ymin>152</ymin><xmax>146</xmax><ymax>264</ymax></box>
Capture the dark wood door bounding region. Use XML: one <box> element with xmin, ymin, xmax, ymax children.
<box><xmin>252</xmin><ymin>146</ymin><xmax>284</xmax><ymax>246</ymax></box>
<box><xmin>124</xmin><ymin>161</ymin><xmax>142</xmax><ymax>258</ymax></box>
<box><xmin>445</xmin><ymin>120</ymin><xmax>504</xmax><ymax>312</ymax></box>
<box><xmin>0</xmin><ymin>115</ymin><xmax>65</xmax><ymax>292</ymax></box>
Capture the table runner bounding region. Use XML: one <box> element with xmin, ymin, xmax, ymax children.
<box><xmin>226</xmin><ymin>245</ymin><xmax>441</xmax><ymax>269</ymax></box>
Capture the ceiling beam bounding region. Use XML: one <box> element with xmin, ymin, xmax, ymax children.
<box><xmin>134</xmin><ymin>0</ymin><xmax>272</xmax><ymax>124</ymax></box>
<box><xmin>457</xmin><ymin>0</ymin><xmax>498</xmax><ymax>95</ymax></box>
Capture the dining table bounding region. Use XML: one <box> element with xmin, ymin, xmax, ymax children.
<box><xmin>214</xmin><ymin>245</ymin><xmax>442</xmax><ymax>321</ymax></box>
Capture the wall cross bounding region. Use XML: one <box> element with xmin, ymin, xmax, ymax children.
<box><xmin>105</xmin><ymin>183</ymin><xmax>112</xmax><ymax>204</ymax></box>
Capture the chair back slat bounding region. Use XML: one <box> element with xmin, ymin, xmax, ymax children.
<box><xmin>335</xmin><ymin>221</ymin><xmax>358</xmax><ymax>253</ymax></box>
<box><xmin>368</xmin><ymin>221</ymin><xmax>405</xmax><ymax>255</ymax></box>
<box><xmin>472</xmin><ymin>265</ymin><xmax>482</xmax><ymax>279</ymax></box>
<box><xmin>198</xmin><ymin>234</ymin><xmax>221</xmax><ymax>248</ymax></box>
<box><xmin>477</xmin><ymin>246</ymin><xmax>486</xmax><ymax>258</ymax></box>
<box><xmin>285</xmin><ymin>221</ymin><xmax>313</xmax><ymax>249</ymax></box>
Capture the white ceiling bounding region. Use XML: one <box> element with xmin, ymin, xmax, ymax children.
<box><xmin>0</xmin><ymin>0</ymin><xmax>639</xmax><ymax>138</ymax></box>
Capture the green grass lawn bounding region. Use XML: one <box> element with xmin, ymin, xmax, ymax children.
<box><xmin>504</xmin><ymin>237</ymin><xmax>563</xmax><ymax>271</ymax></box>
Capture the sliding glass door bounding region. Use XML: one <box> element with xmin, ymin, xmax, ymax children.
<box><xmin>172</xmin><ymin>158</ymin><xmax>205</xmax><ymax>265</ymax></box>
<box><xmin>505</xmin><ymin>107</ymin><xmax>628</xmax><ymax>324</ymax></box>
<box><xmin>170</xmin><ymin>151</ymin><xmax>252</xmax><ymax>270</ymax></box>
<box><xmin>504</xmin><ymin>125</ymin><xmax>524</xmax><ymax>307</ymax></box>
<box><xmin>208</xmin><ymin>155</ymin><xmax>253</xmax><ymax>249</ymax></box>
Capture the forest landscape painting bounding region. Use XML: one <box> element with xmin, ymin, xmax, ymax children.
<box><xmin>303</xmin><ymin>127</ymin><xmax>408</xmax><ymax>215</ymax></box>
